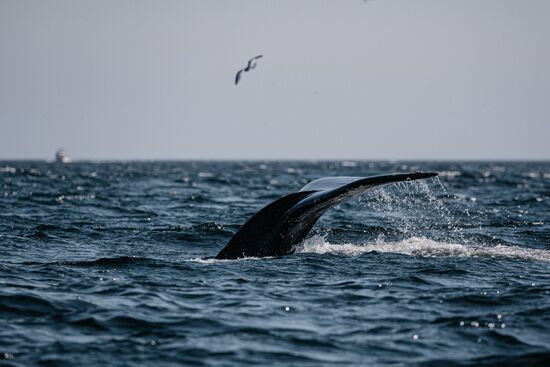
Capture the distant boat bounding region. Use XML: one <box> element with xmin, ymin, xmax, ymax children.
<box><xmin>55</xmin><ymin>149</ymin><xmax>72</xmax><ymax>164</ymax></box>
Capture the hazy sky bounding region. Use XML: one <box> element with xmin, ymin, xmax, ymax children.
<box><xmin>1</xmin><ymin>0</ymin><xmax>549</xmax><ymax>160</ymax></box>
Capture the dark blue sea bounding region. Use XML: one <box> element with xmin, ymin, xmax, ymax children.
<box><xmin>1</xmin><ymin>161</ymin><xmax>549</xmax><ymax>366</ymax></box>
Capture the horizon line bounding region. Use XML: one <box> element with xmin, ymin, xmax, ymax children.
<box><xmin>1</xmin><ymin>157</ymin><xmax>549</xmax><ymax>163</ymax></box>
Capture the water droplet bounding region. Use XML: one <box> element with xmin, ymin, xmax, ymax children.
<box><xmin>284</xmin><ymin>306</ymin><xmax>290</xmax><ymax>312</ymax></box>
<box><xmin>459</xmin><ymin>321</ymin><xmax>465</xmax><ymax>326</ymax></box>
<box><xmin>378</xmin><ymin>284</ymin><xmax>382</xmax><ymax>288</ymax></box>
<box><xmin>488</xmin><ymin>323</ymin><xmax>495</xmax><ymax>329</ymax></box>
<box><xmin>151</xmin><ymin>340</ymin><xmax>157</xmax><ymax>346</ymax></box>
<box><xmin>413</xmin><ymin>334</ymin><xmax>418</xmax><ymax>340</ymax></box>
<box><xmin>497</xmin><ymin>314</ymin><xmax>502</xmax><ymax>320</ymax></box>
<box><xmin>501</xmin><ymin>323</ymin><xmax>506</xmax><ymax>328</ymax></box>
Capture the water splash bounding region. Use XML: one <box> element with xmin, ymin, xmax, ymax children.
<box><xmin>296</xmin><ymin>235</ymin><xmax>550</xmax><ymax>261</ymax></box>
<box><xmin>354</xmin><ymin>175</ymin><xmax>547</xmax><ymax>258</ymax></box>
<box><xmin>352</xmin><ymin>178</ymin><xmax>479</xmax><ymax>245</ymax></box>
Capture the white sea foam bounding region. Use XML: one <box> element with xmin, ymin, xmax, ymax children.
<box><xmin>185</xmin><ymin>255</ymin><xmax>274</xmax><ymax>264</ymax></box>
<box><xmin>186</xmin><ymin>257</ymin><xmax>222</xmax><ymax>264</ymax></box>
<box><xmin>295</xmin><ymin>235</ymin><xmax>550</xmax><ymax>262</ymax></box>
<box><xmin>438</xmin><ymin>170</ymin><xmax>462</xmax><ymax>178</ymax></box>
<box><xmin>197</xmin><ymin>172</ymin><xmax>213</xmax><ymax>178</ymax></box>
<box><xmin>341</xmin><ymin>161</ymin><xmax>357</xmax><ymax>167</ymax></box>
<box><xmin>0</xmin><ymin>166</ymin><xmax>17</xmax><ymax>173</ymax></box>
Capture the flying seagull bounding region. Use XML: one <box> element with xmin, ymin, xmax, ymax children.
<box><xmin>235</xmin><ymin>55</ymin><xmax>263</xmax><ymax>85</ymax></box>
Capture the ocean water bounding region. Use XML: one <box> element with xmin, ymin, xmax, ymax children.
<box><xmin>1</xmin><ymin>161</ymin><xmax>549</xmax><ymax>366</ymax></box>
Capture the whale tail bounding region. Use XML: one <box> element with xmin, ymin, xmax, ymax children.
<box><xmin>215</xmin><ymin>172</ymin><xmax>438</xmax><ymax>259</ymax></box>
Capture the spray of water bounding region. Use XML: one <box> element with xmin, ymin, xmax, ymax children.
<box><xmin>354</xmin><ymin>178</ymin><xmax>469</xmax><ymax>243</ymax></box>
<box><xmin>295</xmin><ymin>178</ymin><xmax>549</xmax><ymax>261</ymax></box>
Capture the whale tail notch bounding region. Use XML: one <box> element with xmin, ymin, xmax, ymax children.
<box><xmin>215</xmin><ymin>172</ymin><xmax>438</xmax><ymax>259</ymax></box>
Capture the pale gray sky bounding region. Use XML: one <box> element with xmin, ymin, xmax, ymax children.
<box><xmin>1</xmin><ymin>0</ymin><xmax>549</xmax><ymax>160</ymax></box>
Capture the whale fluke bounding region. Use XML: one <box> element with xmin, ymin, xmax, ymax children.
<box><xmin>216</xmin><ymin>172</ymin><xmax>438</xmax><ymax>259</ymax></box>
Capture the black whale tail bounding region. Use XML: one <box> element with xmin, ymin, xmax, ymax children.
<box><xmin>215</xmin><ymin>172</ymin><xmax>438</xmax><ymax>260</ymax></box>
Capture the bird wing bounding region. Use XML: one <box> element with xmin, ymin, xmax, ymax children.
<box><xmin>246</xmin><ymin>55</ymin><xmax>263</xmax><ymax>68</ymax></box>
<box><xmin>235</xmin><ymin>69</ymin><xmax>243</xmax><ymax>85</ymax></box>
